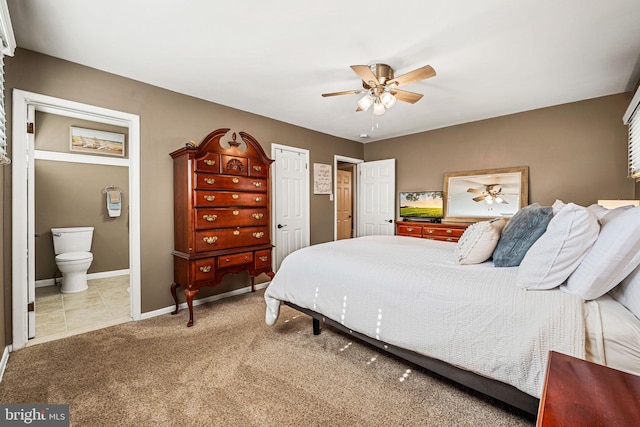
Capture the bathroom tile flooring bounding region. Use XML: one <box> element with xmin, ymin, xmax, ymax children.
<box><xmin>30</xmin><ymin>275</ymin><xmax>131</xmax><ymax>346</ymax></box>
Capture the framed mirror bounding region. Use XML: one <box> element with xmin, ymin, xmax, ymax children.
<box><xmin>443</xmin><ymin>166</ymin><xmax>529</xmax><ymax>223</ymax></box>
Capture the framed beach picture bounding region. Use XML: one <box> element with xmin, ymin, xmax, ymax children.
<box><xmin>70</xmin><ymin>127</ymin><xmax>125</xmax><ymax>157</ymax></box>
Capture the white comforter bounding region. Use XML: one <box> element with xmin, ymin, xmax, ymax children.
<box><xmin>264</xmin><ymin>235</ymin><xmax>586</xmax><ymax>398</ymax></box>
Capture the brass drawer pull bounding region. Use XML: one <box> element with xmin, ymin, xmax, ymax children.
<box><xmin>233</xmin><ymin>210</ymin><xmax>239</xmax><ymax>215</ymax></box>
<box><xmin>204</xmin><ymin>195</ymin><xmax>216</xmax><ymax>202</ymax></box>
<box><xmin>199</xmin><ymin>265</ymin><xmax>212</xmax><ymax>273</ymax></box>
<box><xmin>224</xmin><ymin>258</ymin><xmax>231</xmax><ymax>263</ymax></box>
<box><xmin>204</xmin><ymin>178</ymin><xmax>215</xmax><ymax>184</ymax></box>
<box><xmin>446</xmin><ymin>229</ymin><xmax>453</xmax><ymax>234</ymax></box>
<box><xmin>253</xmin><ymin>232</ymin><xmax>264</xmax><ymax>239</ymax></box>
<box><xmin>252</xmin><ymin>213</ymin><xmax>263</xmax><ymax>220</ymax></box>
<box><xmin>253</xmin><ymin>182</ymin><xmax>262</xmax><ymax>187</ymax></box>
<box><xmin>203</xmin><ymin>214</ymin><xmax>217</xmax><ymax>222</ymax></box>
<box><xmin>254</xmin><ymin>197</ymin><xmax>262</xmax><ymax>202</ymax></box>
<box><xmin>407</xmin><ymin>227</ymin><xmax>414</xmax><ymax>232</ymax></box>
<box><xmin>232</xmin><ymin>178</ymin><xmax>239</xmax><ymax>184</ymax></box>
<box><xmin>233</xmin><ymin>230</ymin><xmax>240</xmax><ymax>235</ymax></box>
<box><xmin>259</xmin><ymin>256</ymin><xmax>268</xmax><ymax>262</ymax></box>
<box><xmin>427</xmin><ymin>229</ymin><xmax>434</xmax><ymax>234</ymax></box>
<box><xmin>244</xmin><ymin>256</ymin><xmax>249</xmax><ymax>261</ymax></box>
<box><xmin>203</xmin><ymin>236</ymin><xmax>218</xmax><ymax>244</ymax></box>
<box><xmin>253</xmin><ymin>165</ymin><xmax>262</xmax><ymax>172</ymax></box>
<box><xmin>232</xmin><ymin>194</ymin><xmax>239</xmax><ymax>199</ymax></box>
<box><xmin>204</xmin><ymin>160</ymin><xmax>216</xmax><ymax>166</ymax></box>
<box><xmin>447</xmin><ymin>238</ymin><xmax>453</xmax><ymax>241</ymax></box>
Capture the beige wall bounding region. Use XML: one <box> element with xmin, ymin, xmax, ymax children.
<box><xmin>365</xmin><ymin>93</ymin><xmax>635</xmax><ymax>211</ymax></box>
<box><xmin>3</xmin><ymin>48</ymin><xmax>364</xmax><ymax>338</ymax></box>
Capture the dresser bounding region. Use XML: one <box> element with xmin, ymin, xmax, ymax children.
<box><xmin>396</xmin><ymin>221</ymin><xmax>469</xmax><ymax>242</ymax></box>
<box><xmin>170</xmin><ymin>128</ymin><xmax>274</xmax><ymax>327</ymax></box>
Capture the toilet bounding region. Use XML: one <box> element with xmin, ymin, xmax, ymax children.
<box><xmin>51</xmin><ymin>227</ymin><xmax>94</xmax><ymax>293</ymax></box>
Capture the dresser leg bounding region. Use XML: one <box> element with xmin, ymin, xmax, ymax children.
<box><xmin>184</xmin><ymin>288</ymin><xmax>199</xmax><ymax>327</ymax></box>
<box><xmin>250</xmin><ymin>276</ymin><xmax>256</xmax><ymax>293</ymax></box>
<box><xmin>170</xmin><ymin>282</ymin><xmax>180</xmax><ymax>315</ymax></box>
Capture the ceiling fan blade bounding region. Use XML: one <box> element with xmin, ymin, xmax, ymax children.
<box><xmin>467</xmin><ymin>188</ymin><xmax>484</xmax><ymax>194</ymax></box>
<box><xmin>472</xmin><ymin>196</ymin><xmax>486</xmax><ymax>202</ymax></box>
<box><xmin>392</xmin><ymin>89</ymin><xmax>424</xmax><ymax>104</ymax></box>
<box><xmin>387</xmin><ymin>65</ymin><xmax>436</xmax><ymax>88</ymax></box>
<box><xmin>322</xmin><ymin>90</ymin><xmax>365</xmax><ymax>97</ymax></box>
<box><xmin>351</xmin><ymin>65</ymin><xmax>381</xmax><ymax>88</ymax></box>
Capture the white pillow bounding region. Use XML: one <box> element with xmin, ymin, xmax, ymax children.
<box><xmin>562</xmin><ymin>206</ymin><xmax>640</xmax><ymax>300</ymax></box>
<box><xmin>609</xmin><ymin>265</ymin><xmax>640</xmax><ymax>320</ymax></box>
<box><xmin>552</xmin><ymin>199</ymin><xmax>566</xmax><ymax>215</ymax></box>
<box><xmin>454</xmin><ymin>218</ymin><xmax>506</xmax><ymax>265</ymax></box>
<box><xmin>587</xmin><ymin>203</ymin><xmax>635</xmax><ymax>225</ymax></box>
<box><xmin>516</xmin><ymin>203</ymin><xmax>599</xmax><ymax>290</ymax></box>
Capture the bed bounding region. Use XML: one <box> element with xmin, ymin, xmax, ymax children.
<box><xmin>264</xmin><ymin>202</ymin><xmax>640</xmax><ymax>415</ymax></box>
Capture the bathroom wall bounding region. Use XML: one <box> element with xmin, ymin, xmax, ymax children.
<box><xmin>34</xmin><ymin>111</ymin><xmax>130</xmax><ymax>281</ymax></box>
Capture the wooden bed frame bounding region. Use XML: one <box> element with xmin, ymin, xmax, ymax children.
<box><xmin>284</xmin><ymin>301</ymin><xmax>540</xmax><ymax>416</ymax></box>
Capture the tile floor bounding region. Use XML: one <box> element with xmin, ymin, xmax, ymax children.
<box><xmin>31</xmin><ymin>275</ymin><xmax>131</xmax><ymax>345</ymax></box>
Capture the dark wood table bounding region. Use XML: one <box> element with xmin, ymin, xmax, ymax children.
<box><xmin>537</xmin><ymin>351</ymin><xmax>640</xmax><ymax>426</ymax></box>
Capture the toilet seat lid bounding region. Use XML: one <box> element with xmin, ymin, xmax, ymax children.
<box><xmin>55</xmin><ymin>251</ymin><xmax>93</xmax><ymax>262</ymax></box>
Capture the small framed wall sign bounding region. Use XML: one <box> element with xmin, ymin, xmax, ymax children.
<box><xmin>313</xmin><ymin>163</ymin><xmax>332</xmax><ymax>194</ymax></box>
<box><xmin>70</xmin><ymin>127</ymin><xmax>125</xmax><ymax>157</ymax></box>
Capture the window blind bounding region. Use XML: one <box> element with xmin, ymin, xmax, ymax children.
<box><xmin>0</xmin><ymin>50</ymin><xmax>8</xmax><ymax>165</ymax></box>
<box><xmin>0</xmin><ymin>0</ymin><xmax>15</xmax><ymax>165</ymax></box>
<box><xmin>629</xmin><ymin>107</ymin><xmax>640</xmax><ymax>179</ymax></box>
<box><xmin>624</xmin><ymin>87</ymin><xmax>640</xmax><ymax>180</ymax></box>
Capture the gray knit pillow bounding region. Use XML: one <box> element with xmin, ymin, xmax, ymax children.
<box><xmin>492</xmin><ymin>203</ymin><xmax>554</xmax><ymax>267</ymax></box>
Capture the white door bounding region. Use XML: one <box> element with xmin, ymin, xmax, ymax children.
<box><xmin>272</xmin><ymin>145</ymin><xmax>310</xmax><ymax>271</ymax></box>
<box><xmin>357</xmin><ymin>159</ymin><xmax>396</xmax><ymax>236</ymax></box>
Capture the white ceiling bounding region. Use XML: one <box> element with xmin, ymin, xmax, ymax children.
<box><xmin>7</xmin><ymin>0</ymin><xmax>640</xmax><ymax>143</ymax></box>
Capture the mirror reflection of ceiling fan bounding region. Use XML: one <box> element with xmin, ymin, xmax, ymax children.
<box><xmin>321</xmin><ymin>63</ymin><xmax>436</xmax><ymax>116</ymax></box>
<box><xmin>467</xmin><ymin>184</ymin><xmax>511</xmax><ymax>204</ymax></box>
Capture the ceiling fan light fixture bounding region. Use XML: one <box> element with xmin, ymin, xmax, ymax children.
<box><xmin>373</xmin><ymin>100</ymin><xmax>386</xmax><ymax>116</ymax></box>
<box><xmin>380</xmin><ymin>91</ymin><xmax>396</xmax><ymax>109</ymax></box>
<box><xmin>357</xmin><ymin>94</ymin><xmax>374</xmax><ymax>111</ymax></box>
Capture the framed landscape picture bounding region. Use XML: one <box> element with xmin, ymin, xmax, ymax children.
<box><xmin>70</xmin><ymin>127</ymin><xmax>125</xmax><ymax>157</ymax></box>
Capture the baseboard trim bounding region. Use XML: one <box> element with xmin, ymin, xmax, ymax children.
<box><xmin>141</xmin><ymin>281</ymin><xmax>270</xmax><ymax>320</ymax></box>
<box><xmin>35</xmin><ymin>279</ymin><xmax>55</xmax><ymax>288</ymax></box>
<box><xmin>0</xmin><ymin>345</ymin><xmax>10</xmax><ymax>384</ymax></box>
<box><xmin>35</xmin><ymin>269</ymin><xmax>130</xmax><ymax>288</ymax></box>
<box><xmin>87</xmin><ymin>269</ymin><xmax>130</xmax><ymax>280</ymax></box>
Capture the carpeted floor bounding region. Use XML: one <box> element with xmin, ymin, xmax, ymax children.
<box><xmin>0</xmin><ymin>290</ymin><xmax>535</xmax><ymax>426</ymax></box>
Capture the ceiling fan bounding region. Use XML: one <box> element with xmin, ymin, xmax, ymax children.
<box><xmin>467</xmin><ymin>184</ymin><xmax>509</xmax><ymax>205</ymax></box>
<box><xmin>322</xmin><ymin>63</ymin><xmax>436</xmax><ymax>115</ymax></box>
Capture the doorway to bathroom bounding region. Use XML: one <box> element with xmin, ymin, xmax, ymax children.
<box><xmin>12</xmin><ymin>90</ymin><xmax>141</xmax><ymax>349</ymax></box>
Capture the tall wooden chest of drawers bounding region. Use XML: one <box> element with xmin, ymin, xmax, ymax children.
<box><xmin>170</xmin><ymin>128</ymin><xmax>274</xmax><ymax>326</ymax></box>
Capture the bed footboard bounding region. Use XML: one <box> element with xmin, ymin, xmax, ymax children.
<box><xmin>284</xmin><ymin>301</ymin><xmax>539</xmax><ymax>416</ymax></box>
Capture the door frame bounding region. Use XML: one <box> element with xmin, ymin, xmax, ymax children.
<box><xmin>271</xmin><ymin>143</ymin><xmax>310</xmax><ymax>271</ymax></box>
<box><xmin>333</xmin><ymin>155</ymin><xmax>363</xmax><ymax>241</ymax></box>
<box><xmin>11</xmin><ymin>89</ymin><xmax>142</xmax><ymax>350</ymax></box>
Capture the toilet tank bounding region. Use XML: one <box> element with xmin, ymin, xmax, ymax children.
<box><xmin>51</xmin><ymin>227</ymin><xmax>94</xmax><ymax>255</ymax></box>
